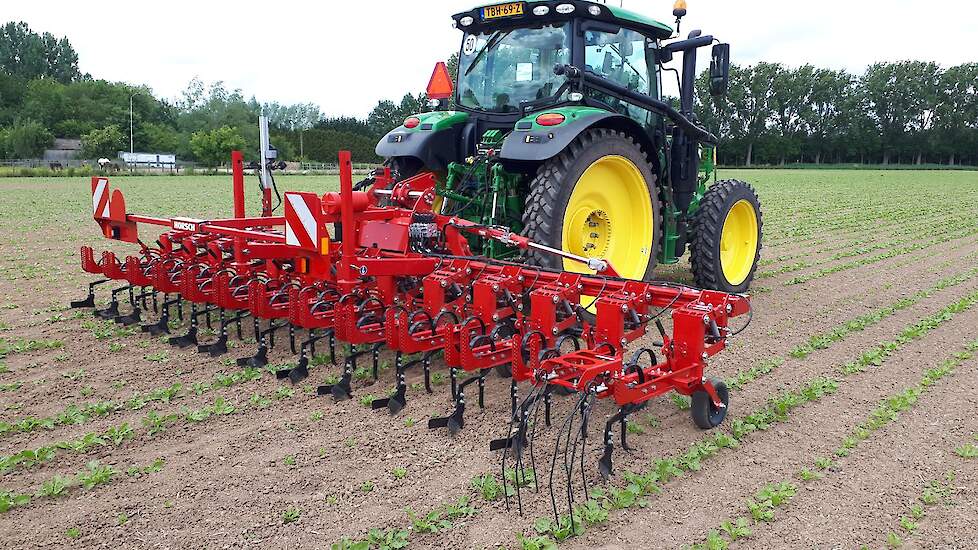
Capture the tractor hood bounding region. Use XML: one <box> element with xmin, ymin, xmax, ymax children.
<box><xmin>453</xmin><ymin>0</ymin><xmax>672</xmax><ymax>39</ymax></box>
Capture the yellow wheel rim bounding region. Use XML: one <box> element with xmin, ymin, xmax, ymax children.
<box><xmin>719</xmin><ymin>199</ymin><xmax>759</xmax><ymax>286</ymax></box>
<box><xmin>561</xmin><ymin>155</ymin><xmax>653</xmax><ymax>282</ymax></box>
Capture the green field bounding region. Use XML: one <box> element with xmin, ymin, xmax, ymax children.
<box><xmin>1</xmin><ymin>168</ymin><xmax>977</xmax><ymax>549</ymax></box>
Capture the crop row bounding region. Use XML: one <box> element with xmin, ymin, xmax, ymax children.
<box><xmin>689</xmin><ymin>337</ymin><xmax>978</xmax><ymax>549</ymax></box>
<box><xmin>757</xmin><ymin>211</ymin><xmax>977</xmax><ymax>278</ymax></box>
<box><xmin>0</xmin><ymin>366</ymin><xmax>266</xmax><ymax>438</ymax></box>
<box><xmin>0</xmin><ymin>456</ymin><xmax>165</xmax><ymax>514</ymax></box>
<box><xmin>785</xmin><ymin>226</ymin><xmax>978</xmax><ymax>285</ymax></box>
<box><xmin>331</xmin><ymin>287</ymin><xmax>978</xmax><ymax>549</ymax></box>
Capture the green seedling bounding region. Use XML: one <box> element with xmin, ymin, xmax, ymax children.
<box><xmin>282</xmin><ymin>506</ymin><xmax>301</xmax><ymax>524</ymax></box>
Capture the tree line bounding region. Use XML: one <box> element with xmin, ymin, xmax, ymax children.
<box><xmin>1</xmin><ymin>20</ymin><xmax>975</xmax><ymax>167</ymax></box>
<box><xmin>695</xmin><ymin>61</ymin><xmax>978</xmax><ymax>166</ymax></box>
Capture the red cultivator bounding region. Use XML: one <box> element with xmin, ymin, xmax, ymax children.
<box><xmin>72</xmin><ymin>150</ymin><xmax>750</xmax><ymax>489</ymax></box>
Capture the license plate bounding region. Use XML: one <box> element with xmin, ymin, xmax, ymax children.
<box><xmin>481</xmin><ymin>2</ymin><xmax>524</xmax><ymax>20</ymax></box>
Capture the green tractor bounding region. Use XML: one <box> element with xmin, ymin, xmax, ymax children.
<box><xmin>376</xmin><ymin>0</ymin><xmax>762</xmax><ymax>293</ymax></box>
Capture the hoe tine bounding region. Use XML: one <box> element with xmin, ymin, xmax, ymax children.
<box><xmin>317</xmin><ymin>350</ymin><xmax>357</xmax><ymax>402</ymax></box>
<box><xmin>329</xmin><ymin>371</ymin><xmax>353</xmax><ymax>402</ymax></box>
<box><xmin>373</xmin><ymin>354</ymin><xmax>411</xmax><ymax>415</ymax></box>
<box><xmin>117</xmin><ymin>307</ymin><xmax>142</xmax><ymax>326</ymax></box>
<box><xmin>288</xmin><ymin>365</ymin><xmax>308</xmax><ymax>385</ymax></box>
<box><xmin>286</xmin><ymin>348</ymin><xmax>310</xmax><ymax>384</ymax></box>
<box><xmin>94</xmin><ymin>300</ymin><xmax>119</xmax><ymax>319</ymax></box>
<box><xmin>70</xmin><ymin>279</ymin><xmax>109</xmax><ymax>308</ymax></box>
<box><xmin>143</xmin><ymin>309</ymin><xmax>171</xmax><ymax>335</ymax></box>
<box><xmin>168</xmin><ymin>326</ymin><xmax>198</xmax><ymax>348</ymax></box>
<box><xmin>70</xmin><ymin>295</ymin><xmax>96</xmax><ymax>309</ymax></box>
<box><xmin>198</xmin><ymin>334</ymin><xmax>228</xmax><ymax>356</ymax></box>
<box><xmin>235</xmin><ymin>341</ymin><xmax>268</xmax><ymax>368</ymax></box>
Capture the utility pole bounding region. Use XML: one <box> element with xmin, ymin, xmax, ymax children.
<box><xmin>129</xmin><ymin>93</ymin><xmax>136</xmax><ymax>155</ymax></box>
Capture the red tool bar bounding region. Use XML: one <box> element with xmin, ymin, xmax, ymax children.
<box><xmin>125</xmin><ymin>214</ymin><xmax>286</xmax><ymax>243</ymax></box>
<box><xmin>338</xmin><ymin>150</ymin><xmax>357</xmax><ymax>286</ymax></box>
<box><xmin>232</xmin><ymin>150</ymin><xmax>245</xmax><ymax>219</ymax></box>
<box><xmin>198</xmin><ymin>224</ymin><xmax>286</xmax><ymax>243</ymax></box>
<box><xmin>203</xmin><ymin>217</ymin><xmax>284</xmax><ymax>229</ymax></box>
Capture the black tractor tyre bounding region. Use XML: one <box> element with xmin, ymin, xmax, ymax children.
<box><xmin>521</xmin><ymin>128</ymin><xmax>662</xmax><ymax>280</ymax></box>
<box><xmin>690</xmin><ymin>378</ymin><xmax>729</xmax><ymax>429</ymax></box>
<box><xmin>388</xmin><ymin>156</ymin><xmax>423</xmax><ymax>181</ymax></box>
<box><xmin>689</xmin><ymin>179</ymin><xmax>763</xmax><ymax>293</ymax></box>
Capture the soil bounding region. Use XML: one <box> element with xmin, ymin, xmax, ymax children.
<box><xmin>1</xmin><ymin>172</ymin><xmax>977</xmax><ymax>549</ymax></box>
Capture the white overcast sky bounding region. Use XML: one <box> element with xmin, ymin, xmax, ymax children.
<box><xmin>6</xmin><ymin>1</ymin><xmax>976</xmax><ymax>117</ymax></box>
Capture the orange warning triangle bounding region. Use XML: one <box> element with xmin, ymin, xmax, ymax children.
<box><xmin>426</xmin><ymin>61</ymin><xmax>454</xmax><ymax>100</ymax></box>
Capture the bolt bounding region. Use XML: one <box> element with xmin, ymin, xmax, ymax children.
<box><xmin>552</xmin><ymin>327</ymin><xmax>558</xmax><ymax>335</ymax></box>
<box><xmin>492</xmin><ymin>284</ymin><xmax>499</xmax><ymax>291</ymax></box>
<box><xmin>702</xmin><ymin>352</ymin><xmax>708</xmax><ymax>360</ymax></box>
<box><xmin>726</xmin><ymin>304</ymin><xmax>733</xmax><ymax>313</ymax></box>
<box><xmin>621</xmin><ymin>303</ymin><xmax>628</xmax><ymax>312</ymax></box>
<box><xmin>590</xmin><ymin>232</ymin><xmax>599</xmax><ymax>238</ymax></box>
<box><xmin>553</xmin><ymin>295</ymin><xmax>559</xmax><ymax>303</ymax></box>
<box><xmin>702</xmin><ymin>314</ymin><xmax>710</xmax><ymax>325</ymax></box>
<box><xmin>492</xmin><ymin>313</ymin><xmax>499</xmax><ymax>321</ymax></box>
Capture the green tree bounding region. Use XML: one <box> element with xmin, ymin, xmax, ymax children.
<box><xmin>727</xmin><ymin>63</ymin><xmax>779</xmax><ymax>166</ymax></box>
<box><xmin>0</xmin><ymin>119</ymin><xmax>52</xmax><ymax>158</ymax></box>
<box><xmin>81</xmin><ymin>125</ymin><xmax>125</xmax><ymax>158</ymax></box>
<box><xmin>799</xmin><ymin>68</ymin><xmax>853</xmax><ymax>164</ymax></box>
<box><xmin>190</xmin><ymin>126</ymin><xmax>246</xmax><ymax>166</ymax></box>
<box><xmin>862</xmin><ymin>61</ymin><xmax>941</xmax><ymax>164</ymax></box>
<box><xmin>0</xmin><ymin>21</ymin><xmax>80</xmax><ymax>82</ymax></box>
<box><xmin>932</xmin><ymin>63</ymin><xmax>978</xmax><ymax>165</ymax></box>
<box><xmin>768</xmin><ymin>64</ymin><xmax>813</xmax><ymax>164</ymax></box>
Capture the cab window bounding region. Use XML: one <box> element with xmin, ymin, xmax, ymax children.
<box><xmin>583</xmin><ymin>27</ymin><xmax>655</xmax><ymax>122</ymax></box>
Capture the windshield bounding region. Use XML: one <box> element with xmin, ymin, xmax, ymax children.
<box><xmin>457</xmin><ymin>24</ymin><xmax>571</xmax><ymax>113</ymax></box>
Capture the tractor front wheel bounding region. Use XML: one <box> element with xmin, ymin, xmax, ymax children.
<box><xmin>690</xmin><ymin>180</ymin><xmax>763</xmax><ymax>293</ymax></box>
<box><xmin>522</xmin><ymin>129</ymin><xmax>661</xmax><ymax>284</ymax></box>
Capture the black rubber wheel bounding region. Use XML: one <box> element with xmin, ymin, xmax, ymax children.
<box><xmin>689</xmin><ymin>179</ymin><xmax>763</xmax><ymax>293</ymax></box>
<box><xmin>522</xmin><ymin>128</ymin><xmax>662</xmax><ymax>280</ymax></box>
<box><xmin>690</xmin><ymin>378</ymin><xmax>729</xmax><ymax>429</ymax></box>
<box><xmin>387</xmin><ymin>157</ymin><xmax>422</xmax><ymax>181</ymax></box>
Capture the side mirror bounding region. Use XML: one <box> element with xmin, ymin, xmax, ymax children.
<box><xmin>709</xmin><ymin>43</ymin><xmax>730</xmax><ymax>96</ymax></box>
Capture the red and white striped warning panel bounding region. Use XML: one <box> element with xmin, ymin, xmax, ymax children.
<box><xmin>284</xmin><ymin>192</ymin><xmax>323</xmax><ymax>251</ymax></box>
<box><xmin>91</xmin><ymin>177</ymin><xmax>110</xmax><ymax>219</ymax></box>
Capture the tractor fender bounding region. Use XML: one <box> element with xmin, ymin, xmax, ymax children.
<box><xmin>375</xmin><ymin>111</ymin><xmax>469</xmax><ymax>172</ymax></box>
<box><xmin>499</xmin><ymin>109</ymin><xmax>655</xmax><ymax>163</ymax></box>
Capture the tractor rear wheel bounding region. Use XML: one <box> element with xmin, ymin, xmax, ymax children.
<box><xmin>522</xmin><ymin>129</ymin><xmax>661</xmax><ymax>286</ymax></box>
<box><xmin>690</xmin><ymin>180</ymin><xmax>762</xmax><ymax>293</ymax></box>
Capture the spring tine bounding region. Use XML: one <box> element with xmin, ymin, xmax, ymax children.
<box><xmin>371</xmin><ymin>342</ymin><xmax>383</xmax><ymax>380</ymax></box>
<box><xmin>289</xmin><ymin>325</ymin><xmax>297</xmax><ymax>354</ymax></box>
<box><xmin>478</xmin><ymin>370</ymin><xmax>486</xmax><ymax>408</ymax></box>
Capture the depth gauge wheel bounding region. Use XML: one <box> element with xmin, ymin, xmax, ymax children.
<box><xmin>690</xmin><ymin>378</ymin><xmax>729</xmax><ymax>429</ymax></box>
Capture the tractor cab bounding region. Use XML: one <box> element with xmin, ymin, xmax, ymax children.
<box><xmin>376</xmin><ymin>0</ymin><xmax>763</xmax><ymax>295</ymax></box>
<box><xmin>452</xmin><ymin>1</ymin><xmax>671</xmax><ymax>127</ymax></box>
